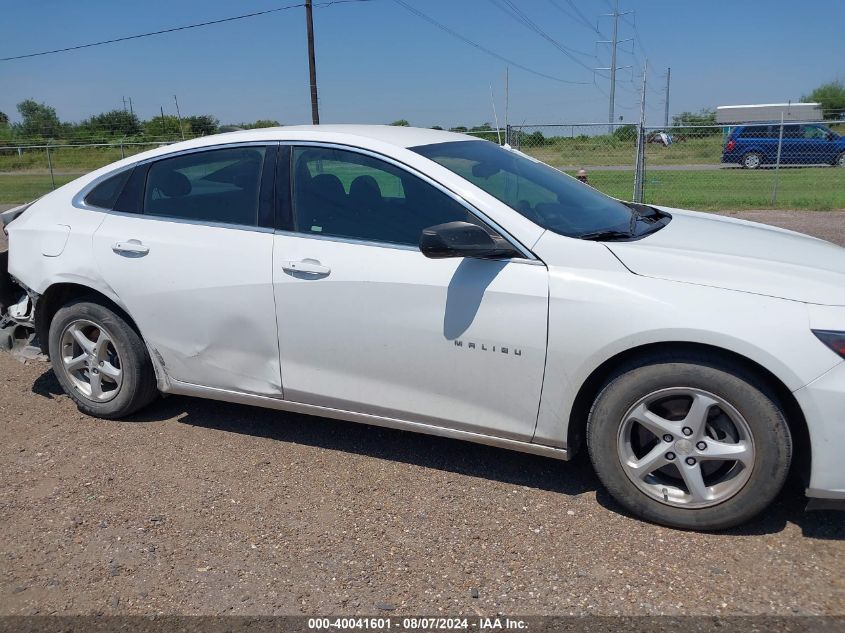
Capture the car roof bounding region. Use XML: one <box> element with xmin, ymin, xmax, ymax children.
<box><xmin>226</xmin><ymin>124</ymin><xmax>482</xmax><ymax>148</ymax></box>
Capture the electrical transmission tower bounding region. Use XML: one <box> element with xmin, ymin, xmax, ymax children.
<box><xmin>596</xmin><ymin>0</ymin><xmax>632</xmax><ymax>133</ymax></box>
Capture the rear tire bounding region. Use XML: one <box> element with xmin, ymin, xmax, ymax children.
<box><xmin>835</xmin><ymin>152</ymin><xmax>845</xmax><ymax>167</ymax></box>
<box><xmin>742</xmin><ymin>152</ymin><xmax>763</xmax><ymax>169</ymax></box>
<box><xmin>48</xmin><ymin>298</ymin><xmax>158</xmax><ymax>419</ymax></box>
<box><xmin>587</xmin><ymin>354</ymin><xmax>792</xmax><ymax>530</ymax></box>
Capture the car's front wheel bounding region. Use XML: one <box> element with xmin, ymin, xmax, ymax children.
<box><xmin>587</xmin><ymin>355</ymin><xmax>792</xmax><ymax>530</ymax></box>
<box><xmin>835</xmin><ymin>151</ymin><xmax>845</xmax><ymax>167</ymax></box>
<box><xmin>742</xmin><ymin>152</ymin><xmax>763</xmax><ymax>169</ymax></box>
<box><xmin>48</xmin><ymin>298</ymin><xmax>158</xmax><ymax>419</ymax></box>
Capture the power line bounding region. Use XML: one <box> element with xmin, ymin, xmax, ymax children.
<box><xmin>0</xmin><ymin>0</ymin><xmax>373</xmax><ymax>62</ymax></box>
<box><xmin>393</xmin><ymin>0</ymin><xmax>590</xmax><ymax>85</ymax></box>
<box><xmin>562</xmin><ymin>0</ymin><xmax>604</xmax><ymax>35</ymax></box>
<box><xmin>545</xmin><ymin>0</ymin><xmax>605</xmax><ymax>37</ymax></box>
<box><xmin>487</xmin><ymin>0</ymin><xmax>595</xmax><ymax>59</ymax></box>
<box><xmin>621</xmin><ymin>14</ymin><xmax>649</xmax><ymax>61</ymax></box>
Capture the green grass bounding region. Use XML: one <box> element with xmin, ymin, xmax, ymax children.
<box><xmin>565</xmin><ymin>167</ymin><xmax>845</xmax><ymax>211</ymax></box>
<box><xmin>524</xmin><ymin>134</ymin><xmax>726</xmax><ymax>167</ymax></box>
<box><xmin>0</xmin><ymin>144</ymin><xmax>160</xmax><ymax>173</ymax></box>
<box><xmin>0</xmin><ymin>174</ymin><xmax>79</xmax><ymax>204</ymax></box>
<box><xmin>2</xmin><ymin>163</ymin><xmax>843</xmax><ymax>212</ymax></box>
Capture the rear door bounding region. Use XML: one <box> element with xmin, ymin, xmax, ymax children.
<box><xmin>271</xmin><ymin>144</ymin><xmax>549</xmax><ymax>439</ymax></box>
<box><xmin>91</xmin><ymin>143</ymin><xmax>283</xmax><ymax>396</ymax></box>
<box><xmin>739</xmin><ymin>125</ymin><xmax>777</xmax><ymax>163</ymax></box>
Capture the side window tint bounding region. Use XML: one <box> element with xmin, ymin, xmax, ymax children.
<box><xmin>292</xmin><ymin>146</ymin><xmax>475</xmax><ymax>246</ymax></box>
<box><xmin>144</xmin><ymin>147</ymin><xmax>266</xmax><ymax>226</ymax></box>
<box><xmin>84</xmin><ymin>169</ymin><xmax>132</xmax><ymax>209</ymax></box>
<box><xmin>783</xmin><ymin>125</ymin><xmax>801</xmax><ymax>139</ymax></box>
<box><xmin>803</xmin><ymin>125</ymin><xmax>827</xmax><ymax>139</ymax></box>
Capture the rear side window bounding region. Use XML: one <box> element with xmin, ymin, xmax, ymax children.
<box><xmin>738</xmin><ymin>126</ymin><xmax>773</xmax><ymax>138</ymax></box>
<box><xmin>143</xmin><ymin>147</ymin><xmax>266</xmax><ymax>226</ymax></box>
<box><xmin>84</xmin><ymin>169</ymin><xmax>132</xmax><ymax>209</ymax></box>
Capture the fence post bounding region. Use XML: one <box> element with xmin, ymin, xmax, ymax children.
<box><xmin>120</xmin><ymin>136</ymin><xmax>126</xmax><ymax>159</ymax></box>
<box><xmin>505</xmin><ymin>124</ymin><xmax>511</xmax><ymax>146</ymax></box>
<box><xmin>633</xmin><ymin>123</ymin><xmax>645</xmax><ymax>203</ymax></box>
<box><xmin>632</xmin><ymin>66</ymin><xmax>648</xmax><ymax>203</ymax></box>
<box><xmin>771</xmin><ymin>113</ymin><xmax>784</xmax><ymax>206</ymax></box>
<box><xmin>46</xmin><ymin>140</ymin><xmax>56</xmax><ymax>190</ymax></box>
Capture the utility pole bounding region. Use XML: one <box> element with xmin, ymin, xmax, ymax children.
<box><xmin>122</xmin><ymin>96</ymin><xmax>127</xmax><ymax>112</ymax></box>
<box><xmin>128</xmin><ymin>96</ymin><xmax>134</xmax><ymax>117</ymax></box>
<box><xmin>305</xmin><ymin>0</ymin><xmax>320</xmax><ymax>125</ymax></box>
<box><xmin>608</xmin><ymin>0</ymin><xmax>619</xmax><ymax>135</ymax></box>
<box><xmin>663</xmin><ymin>67</ymin><xmax>671</xmax><ymax>128</ymax></box>
<box><xmin>173</xmin><ymin>95</ymin><xmax>185</xmax><ymax>140</ymax></box>
<box><xmin>597</xmin><ymin>0</ymin><xmax>633</xmax><ymax>134</ymax></box>
<box><xmin>504</xmin><ymin>67</ymin><xmax>509</xmax><ymax>132</ymax></box>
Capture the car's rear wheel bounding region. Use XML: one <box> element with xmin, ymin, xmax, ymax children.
<box><xmin>587</xmin><ymin>356</ymin><xmax>792</xmax><ymax>530</ymax></box>
<box><xmin>742</xmin><ymin>152</ymin><xmax>763</xmax><ymax>169</ymax></box>
<box><xmin>835</xmin><ymin>151</ymin><xmax>845</xmax><ymax>167</ymax></box>
<box><xmin>48</xmin><ymin>298</ymin><xmax>158</xmax><ymax>418</ymax></box>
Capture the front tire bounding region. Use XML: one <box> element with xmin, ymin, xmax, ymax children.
<box><xmin>587</xmin><ymin>356</ymin><xmax>792</xmax><ymax>530</ymax></box>
<box><xmin>835</xmin><ymin>151</ymin><xmax>845</xmax><ymax>167</ymax></box>
<box><xmin>48</xmin><ymin>298</ymin><xmax>158</xmax><ymax>418</ymax></box>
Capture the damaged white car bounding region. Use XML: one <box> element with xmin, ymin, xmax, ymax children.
<box><xmin>2</xmin><ymin>125</ymin><xmax>844</xmax><ymax>530</ymax></box>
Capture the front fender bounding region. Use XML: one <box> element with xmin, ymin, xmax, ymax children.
<box><xmin>533</xmin><ymin>267</ymin><xmax>839</xmax><ymax>448</ymax></box>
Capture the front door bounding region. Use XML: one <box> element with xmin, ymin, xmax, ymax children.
<box><xmin>272</xmin><ymin>145</ymin><xmax>549</xmax><ymax>439</ymax></box>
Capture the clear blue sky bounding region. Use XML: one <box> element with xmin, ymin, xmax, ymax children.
<box><xmin>1</xmin><ymin>0</ymin><xmax>843</xmax><ymax>128</ymax></box>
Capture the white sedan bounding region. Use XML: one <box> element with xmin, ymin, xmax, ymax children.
<box><xmin>2</xmin><ymin>125</ymin><xmax>844</xmax><ymax>530</ymax></box>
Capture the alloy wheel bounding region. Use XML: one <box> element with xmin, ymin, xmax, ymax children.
<box><xmin>59</xmin><ymin>319</ymin><xmax>123</xmax><ymax>403</ymax></box>
<box><xmin>616</xmin><ymin>387</ymin><xmax>755</xmax><ymax>509</ymax></box>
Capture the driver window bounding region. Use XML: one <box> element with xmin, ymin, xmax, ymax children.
<box><xmin>802</xmin><ymin>125</ymin><xmax>827</xmax><ymax>140</ymax></box>
<box><xmin>292</xmin><ymin>146</ymin><xmax>475</xmax><ymax>246</ymax></box>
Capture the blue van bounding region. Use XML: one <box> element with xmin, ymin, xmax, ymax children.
<box><xmin>722</xmin><ymin>123</ymin><xmax>845</xmax><ymax>169</ymax></box>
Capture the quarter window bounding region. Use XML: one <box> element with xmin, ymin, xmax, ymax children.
<box><xmin>292</xmin><ymin>146</ymin><xmax>474</xmax><ymax>246</ymax></box>
<box><xmin>144</xmin><ymin>147</ymin><xmax>266</xmax><ymax>226</ymax></box>
<box><xmin>84</xmin><ymin>169</ymin><xmax>132</xmax><ymax>209</ymax></box>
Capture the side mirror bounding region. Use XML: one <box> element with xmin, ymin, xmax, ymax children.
<box><xmin>419</xmin><ymin>221</ymin><xmax>520</xmax><ymax>260</ymax></box>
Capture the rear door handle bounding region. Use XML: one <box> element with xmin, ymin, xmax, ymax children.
<box><xmin>112</xmin><ymin>240</ymin><xmax>149</xmax><ymax>256</ymax></box>
<box><xmin>281</xmin><ymin>259</ymin><xmax>330</xmax><ymax>276</ymax></box>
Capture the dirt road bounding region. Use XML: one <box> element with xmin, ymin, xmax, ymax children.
<box><xmin>1</xmin><ymin>211</ymin><xmax>843</xmax><ymax>616</ymax></box>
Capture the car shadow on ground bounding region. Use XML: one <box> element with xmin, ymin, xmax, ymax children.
<box><xmin>32</xmin><ymin>368</ymin><xmax>845</xmax><ymax>540</ymax></box>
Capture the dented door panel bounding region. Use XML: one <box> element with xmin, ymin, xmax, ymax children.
<box><xmin>92</xmin><ymin>215</ymin><xmax>282</xmax><ymax>396</ymax></box>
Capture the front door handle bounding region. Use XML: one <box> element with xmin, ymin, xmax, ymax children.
<box><xmin>112</xmin><ymin>240</ymin><xmax>149</xmax><ymax>256</ymax></box>
<box><xmin>281</xmin><ymin>259</ymin><xmax>330</xmax><ymax>276</ymax></box>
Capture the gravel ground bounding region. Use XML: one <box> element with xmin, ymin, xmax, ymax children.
<box><xmin>1</xmin><ymin>211</ymin><xmax>843</xmax><ymax>617</ymax></box>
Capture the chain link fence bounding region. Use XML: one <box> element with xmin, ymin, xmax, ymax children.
<box><xmin>0</xmin><ymin>139</ymin><xmax>178</xmax><ymax>204</ymax></box>
<box><xmin>1</xmin><ymin>122</ymin><xmax>844</xmax><ymax>210</ymax></box>
<box><xmin>510</xmin><ymin>121</ymin><xmax>845</xmax><ymax>211</ymax></box>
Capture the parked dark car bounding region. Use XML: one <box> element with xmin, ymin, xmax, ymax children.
<box><xmin>722</xmin><ymin>123</ymin><xmax>845</xmax><ymax>169</ymax></box>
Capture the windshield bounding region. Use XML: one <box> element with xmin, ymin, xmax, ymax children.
<box><xmin>412</xmin><ymin>140</ymin><xmax>661</xmax><ymax>239</ymax></box>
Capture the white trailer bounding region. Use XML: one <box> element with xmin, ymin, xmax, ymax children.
<box><xmin>716</xmin><ymin>102</ymin><xmax>822</xmax><ymax>124</ymax></box>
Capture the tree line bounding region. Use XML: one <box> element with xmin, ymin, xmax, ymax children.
<box><xmin>0</xmin><ymin>100</ymin><xmax>281</xmax><ymax>143</ymax></box>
